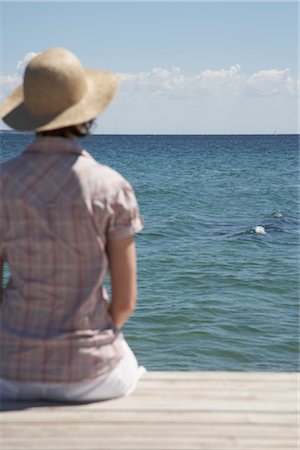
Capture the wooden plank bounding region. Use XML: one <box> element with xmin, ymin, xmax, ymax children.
<box><xmin>0</xmin><ymin>371</ymin><xmax>297</xmax><ymax>450</ymax></box>
<box><xmin>142</xmin><ymin>371</ymin><xmax>297</xmax><ymax>381</ymax></box>
<box><xmin>2</xmin><ymin>421</ymin><xmax>297</xmax><ymax>437</ymax></box>
<box><xmin>75</xmin><ymin>397</ymin><xmax>296</xmax><ymax>413</ymax></box>
<box><xmin>2</xmin><ymin>436</ymin><xmax>298</xmax><ymax>450</ymax></box>
<box><xmin>134</xmin><ymin>378</ymin><xmax>296</xmax><ymax>390</ymax></box>
<box><xmin>1</xmin><ymin>410</ymin><xmax>296</xmax><ymax>425</ymax></box>
<box><xmin>127</xmin><ymin>381</ymin><xmax>296</xmax><ymax>391</ymax></box>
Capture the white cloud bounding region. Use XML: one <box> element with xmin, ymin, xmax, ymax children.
<box><xmin>118</xmin><ymin>66</ymin><xmax>188</xmax><ymax>98</ymax></box>
<box><xmin>0</xmin><ymin>52</ymin><xmax>40</xmax><ymax>100</ymax></box>
<box><xmin>195</xmin><ymin>64</ymin><xmax>243</xmax><ymax>94</ymax></box>
<box><xmin>118</xmin><ymin>65</ymin><xmax>298</xmax><ymax>101</ymax></box>
<box><xmin>245</xmin><ymin>68</ymin><xmax>297</xmax><ymax>97</ymax></box>
<box><xmin>1</xmin><ymin>52</ymin><xmax>298</xmax><ymax>107</ymax></box>
<box><xmin>0</xmin><ymin>74</ymin><xmax>20</xmax><ymax>88</ymax></box>
<box><xmin>16</xmin><ymin>52</ymin><xmax>40</xmax><ymax>72</ymax></box>
<box><xmin>0</xmin><ymin>73</ymin><xmax>21</xmax><ymax>96</ymax></box>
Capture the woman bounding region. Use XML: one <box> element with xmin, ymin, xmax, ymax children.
<box><xmin>0</xmin><ymin>48</ymin><xmax>145</xmax><ymax>402</ymax></box>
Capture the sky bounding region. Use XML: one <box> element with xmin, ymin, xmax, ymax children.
<box><xmin>0</xmin><ymin>1</ymin><xmax>298</xmax><ymax>134</ymax></box>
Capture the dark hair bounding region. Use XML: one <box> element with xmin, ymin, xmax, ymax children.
<box><xmin>36</xmin><ymin>120</ymin><xmax>95</xmax><ymax>138</ymax></box>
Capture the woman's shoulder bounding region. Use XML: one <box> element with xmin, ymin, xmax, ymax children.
<box><xmin>82</xmin><ymin>153</ymin><xmax>131</xmax><ymax>197</ymax></box>
<box><xmin>97</xmin><ymin>163</ymin><xmax>129</xmax><ymax>191</ymax></box>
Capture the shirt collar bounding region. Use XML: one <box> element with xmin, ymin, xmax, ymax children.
<box><xmin>24</xmin><ymin>137</ymin><xmax>83</xmax><ymax>155</ymax></box>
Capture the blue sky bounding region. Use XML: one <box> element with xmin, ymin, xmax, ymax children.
<box><xmin>0</xmin><ymin>1</ymin><xmax>298</xmax><ymax>134</ymax></box>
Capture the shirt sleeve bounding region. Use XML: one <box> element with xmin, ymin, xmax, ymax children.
<box><xmin>0</xmin><ymin>197</ymin><xmax>6</xmax><ymax>260</ymax></box>
<box><xmin>106</xmin><ymin>181</ymin><xmax>144</xmax><ymax>240</ymax></box>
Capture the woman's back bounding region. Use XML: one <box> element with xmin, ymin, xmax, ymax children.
<box><xmin>0</xmin><ymin>136</ymin><xmax>142</xmax><ymax>383</ymax></box>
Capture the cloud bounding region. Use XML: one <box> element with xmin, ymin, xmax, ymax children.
<box><xmin>117</xmin><ymin>67</ymin><xmax>184</xmax><ymax>104</ymax></box>
<box><xmin>195</xmin><ymin>64</ymin><xmax>243</xmax><ymax>94</ymax></box>
<box><xmin>245</xmin><ymin>68</ymin><xmax>297</xmax><ymax>97</ymax></box>
<box><xmin>118</xmin><ymin>65</ymin><xmax>298</xmax><ymax>101</ymax></box>
<box><xmin>16</xmin><ymin>52</ymin><xmax>40</xmax><ymax>72</ymax></box>
<box><xmin>0</xmin><ymin>74</ymin><xmax>20</xmax><ymax>89</ymax></box>
<box><xmin>1</xmin><ymin>51</ymin><xmax>298</xmax><ymax>106</ymax></box>
<box><xmin>0</xmin><ymin>52</ymin><xmax>40</xmax><ymax>100</ymax></box>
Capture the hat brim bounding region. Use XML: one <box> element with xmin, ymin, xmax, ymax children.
<box><xmin>0</xmin><ymin>70</ymin><xmax>119</xmax><ymax>132</ymax></box>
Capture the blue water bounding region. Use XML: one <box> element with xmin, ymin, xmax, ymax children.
<box><xmin>1</xmin><ymin>133</ymin><xmax>299</xmax><ymax>371</ymax></box>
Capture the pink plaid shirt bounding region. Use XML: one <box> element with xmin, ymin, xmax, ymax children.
<box><xmin>0</xmin><ymin>137</ymin><xmax>143</xmax><ymax>382</ymax></box>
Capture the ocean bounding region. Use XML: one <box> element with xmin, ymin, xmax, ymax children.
<box><xmin>1</xmin><ymin>133</ymin><xmax>299</xmax><ymax>372</ymax></box>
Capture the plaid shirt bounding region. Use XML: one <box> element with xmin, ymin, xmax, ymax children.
<box><xmin>0</xmin><ymin>137</ymin><xmax>143</xmax><ymax>382</ymax></box>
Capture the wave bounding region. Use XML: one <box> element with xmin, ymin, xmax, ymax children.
<box><xmin>201</xmin><ymin>210</ymin><xmax>299</xmax><ymax>239</ymax></box>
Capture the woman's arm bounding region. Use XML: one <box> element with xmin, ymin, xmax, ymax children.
<box><xmin>0</xmin><ymin>256</ymin><xmax>3</xmax><ymax>306</ymax></box>
<box><xmin>106</xmin><ymin>235</ymin><xmax>137</xmax><ymax>329</ymax></box>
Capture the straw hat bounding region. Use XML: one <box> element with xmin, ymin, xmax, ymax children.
<box><xmin>0</xmin><ymin>48</ymin><xmax>119</xmax><ymax>131</ymax></box>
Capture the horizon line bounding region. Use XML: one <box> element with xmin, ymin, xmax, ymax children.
<box><xmin>0</xmin><ymin>130</ymin><xmax>299</xmax><ymax>136</ymax></box>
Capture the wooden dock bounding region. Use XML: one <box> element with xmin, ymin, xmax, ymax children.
<box><xmin>0</xmin><ymin>371</ymin><xmax>298</xmax><ymax>449</ymax></box>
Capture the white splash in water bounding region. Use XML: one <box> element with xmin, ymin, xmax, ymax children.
<box><xmin>254</xmin><ymin>226</ymin><xmax>266</xmax><ymax>235</ymax></box>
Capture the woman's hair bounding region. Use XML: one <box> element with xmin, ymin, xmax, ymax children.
<box><xmin>36</xmin><ymin>120</ymin><xmax>95</xmax><ymax>138</ymax></box>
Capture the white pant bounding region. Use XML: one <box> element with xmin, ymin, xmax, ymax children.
<box><xmin>0</xmin><ymin>340</ymin><xmax>146</xmax><ymax>402</ymax></box>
